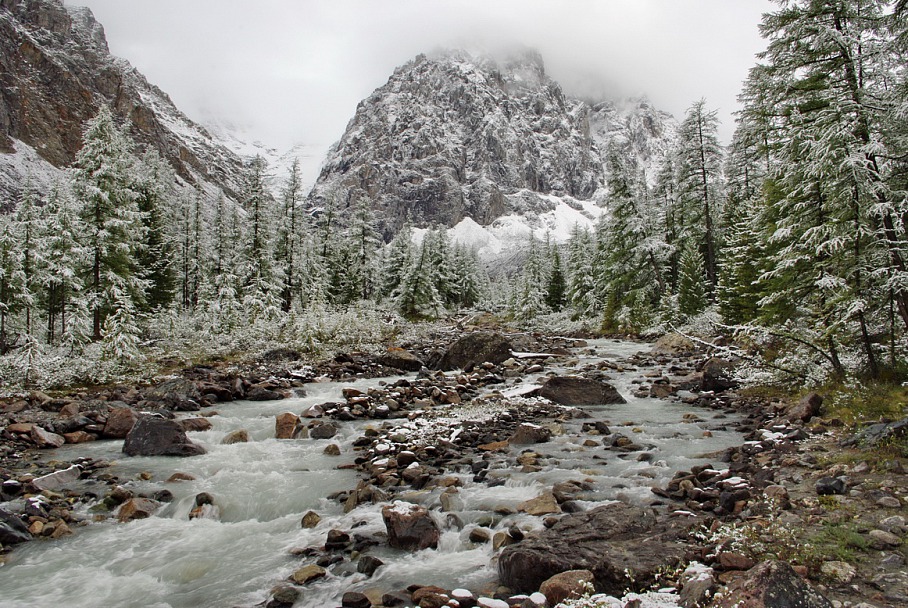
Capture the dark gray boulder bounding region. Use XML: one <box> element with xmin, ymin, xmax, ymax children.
<box><xmin>498</xmin><ymin>503</ymin><xmax>693</xmax><ymax>594</ymax></box>
<box><xmin>539</xmin><ymin>376</ymin><xmax>626</xmax><ymax>406</ymax></box>
<box><xmin>435</xmin><ymin>332</ymin><xmax>513</xmax><ymax>371</ymax></box>
<box><xmin>0</xmin><ymin>508</ymin><xmax>31</xmax><ymax>545</ymax></box>
<box><xmin>123</xmin><ymin>417</ymin><xmax>206</xmax><ymax>457</ymax></box>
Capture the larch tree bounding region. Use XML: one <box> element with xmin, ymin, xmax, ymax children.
<box><xmin>71</xmin><ymin>105</ymin><xmax>148</xmax><ymax>341</ymax></box>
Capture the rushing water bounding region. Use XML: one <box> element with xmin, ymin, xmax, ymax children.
<box><xmin>0</xmin><ymin>339</ymin><xmax>743</xmax><ymax>608</ymax></box>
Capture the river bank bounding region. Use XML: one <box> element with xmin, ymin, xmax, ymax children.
<box><xmin>1</xmin><ymin>328</ymin><xmax>906</xmax><ymax>608</ymax></box>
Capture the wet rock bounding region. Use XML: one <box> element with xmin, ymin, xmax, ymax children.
<box><xmin>469</xmin><ymin>527</ymin><xmax>491</xmax><ymax>543</ymax></box>
<box><xmin>247</xmin><ymin>386</ymin><xmax>285</xmax><ymax>401</ymax></box>
<box><xmin>222</xmin><ymin>429</ymin><xmax>249</xmax><ymax>444</ymax></box>
<box><xmin>508</xmin><ymin>423</ymin><xmax>552</xmax><ymax>445</ymax></box>
<box><xmin>275</xmin><ymin>412</ymin><xmax>301</xmax><ymax>439</ymax></box>
<box><xmin>117</xmin><ymin>497</ymin><xmax>161</xmax><ymax>522</ymax></box>
<box><xmin>357</xmin><ymin>554</ymin><xmax>384</xmax><ymax>576</ymax></box>
<box><xmin>301</xmin><ymin>510</ymin><xmax>321</xmax><ymax>528</ymax></box>
<box><xmin>539</xmin><ymin>376</ymin><xmax>626</xmax><ymax>406</ymax></box>
<box><xmin>342</xmin><ymin>591</ymin><xmax>372</xmax><ymax>608</ymax></box>
<box><xmin>435</xmin><ymin>332</ymin><xmax>513</xmax><ymax>371</ymax></box>
<box><xmin>267</xmin><ymin>585</ymin><xmax>300</xmax><ymax>608</ymax></box>
<box><xmin>144</xmin><ymin>378</ymin><xmax>203</xmax><ymax>411</ymax></box>
<box><xmin>189</xmin><ymin>493</ymin><xmax>218</xmax><ymax>520</ymax></box>
<box><xmin>167</xmin><ymin>472</ymin><xmax>196</xmax><ymax>482</ymax></box>
<box><xmin>539</xmin><ymin>569</ymin><xmax>594</xmax><ymax>606</ymax></box>
<box><xmin>518</xmin><ymin>492</ymin><xmax>561</xmax><ymax>516</ymax></box>
<box><xmin>325</xmin><ymin>528</ymin><xmax>351</xmax><ymax>550</ymax></box>
<box><xmin>712</xmin><ymin>560</ymin><xmax>832</xmax><ymax>608</ymax></box>
<box><xmin>289</xmin><ymin>564</ymin><xmax>326</xmax><ymax>585</ymax></box>
<box><xmin>30</xmin><ymin>425</ymin><xmax>65</xmax><ymax>448</ymax></box>
<box><xmin>379</xmin><ymin>348</ymin><xmax>425</xmax><ymax>372</ymax></box>
<box><xmin>815</xmin><ymin>476</ymin><xmax>846</xmax><ymax>496</ymax></box>
<box><xmin>499</xmin><ymin>503</ymin><xmax>691</xmax><ymax>594</ymax></box>
<box><xmin>323</xmin><ymin>443</ymin><xmax>341</xmax><ymax>456</ymax></box>
<box><xmin>31</xmin><ymin>464</ymin><xmax>82</xmax><ymax>492</ymax></box>
<box><xmin>382</xmin><ymin>501</ymin><xmax>440</xmax><ymax>551</ymax></box>
<box><xmin>310</xmin><ymin>422</ymin><xmax>338</xmax><ymax>440</ymax></box>
<box><xmin>123</xmin><ymin>417</ymin><xmax>207</xmax><ymax>457</ymax></box>
<box><xmin>0</xmin><ymin>508</ymin><xmax>31</xmax><ymax>545</ymax></box>
<box><xmin>103</xmin><ymin>406</ymin><xmax>139</xmax><ymax>438</ymax></box>
<box><xmin>179</xmin><ymin>417</ymin><xmax>213</xmax><ymax>432</ymax></box>
<box><xmin>787</xmin><ymin>392</ymin><xmax>823</xmax><ymax>423</ymax></box>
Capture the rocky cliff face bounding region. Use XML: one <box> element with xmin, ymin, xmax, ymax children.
<box><xmin>0</xmin><ymin>0</ymin><xmax>244</xmax><ymax>200</ymax></box>
<box><xmin>308</xmin><ymin>49</ymin><xmax>677</xmax><ymax>243</ymax></box>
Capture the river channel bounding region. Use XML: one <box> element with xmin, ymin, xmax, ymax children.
<box><xmin>0</xmin><ymin>339</ymin><xmax>743</xmax><ymax>607</ymax></box>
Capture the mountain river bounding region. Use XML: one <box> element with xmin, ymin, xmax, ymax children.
<box><xmin>0</xmin><ymin>339</ymin><xmax>744</xmax><ymax>607</ymax></box>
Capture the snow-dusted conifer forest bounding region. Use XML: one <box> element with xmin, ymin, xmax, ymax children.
<box><xmin>0</xmin><ymin>0</ymin><xmax>906</xmax><ymax>391</ymax></box>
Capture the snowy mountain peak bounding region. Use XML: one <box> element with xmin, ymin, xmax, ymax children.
<box><xmin>307</xmin><ymin>48</ymin><xmax>677</xmax><ymax>259</ymax></box>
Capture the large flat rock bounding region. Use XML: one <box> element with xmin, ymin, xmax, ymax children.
<box><xmin>499</xmin><ymin>503</ymin><xmax>693</xmax><ymax>594</ymax></box>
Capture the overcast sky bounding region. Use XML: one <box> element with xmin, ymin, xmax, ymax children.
<box><xmin>70</xmin><ymin>0</ymin><xmax>773</xmax><ymax>152</ymax></box>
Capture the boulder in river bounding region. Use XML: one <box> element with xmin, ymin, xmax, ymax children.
<box><xmin>435</xmin><ymin>332</ymin><xmax>513</xmax><ymax>371</ymax></box>
<box><xmin>275</xmin><ymin>412</ymin><xmax>301</xmax><ymax>439</ymax></box>
<box><xmin>117</xmin><ymin>497</ymin><xmax>161</xmax><ymax>522</ymax></box>
<box><xmin>539</xmin><ymin>376</ymin><xmax>626</xmax><ymax>406</ymax></box>
<box><xmin>222</xmin><ymin>429</ymin><xmax>249</xmax><ymax>444</ymax></box>
<box><xmin>123</xmin><ymin>417</ymin><xmax>207</xmax><ymax>457</ymax></box>
<box><xmin>711</xmin><ymin>560</ymin><xmax>832</xmax><ymax>608</ymax></box>
<box><xmin>0</xmin><ymin>507</ymin><xmax>31</xmax><ymax>544</ymax></box>
<box><xmin>310</xmin><ymin>421</ymin><xmax>339</xmax><ymax>440</ymax></box>
<box><xmin>382</xmin><ymin>501</ymin><xmax>440</xmax><ymax>550</ymax></box>
<box><xmin>498</xmin><ymin>503</ymin><xmax>692</xmax><ymax>594</ymax></box>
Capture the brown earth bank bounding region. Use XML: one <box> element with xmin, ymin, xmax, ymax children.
<box><xmin>1</xmin><ymin>327</ymin><xmax>905</xmax><ymax>608</ymax></box>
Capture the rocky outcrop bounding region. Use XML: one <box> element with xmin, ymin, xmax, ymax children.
<box><xmin>539</xmin><ymin>376</ymin><xmax>626</xmax><ymax>406</ymax></box>
<box><xmin>498</xmin><ymin>503</ymin><xmax>694</xmax><ymax>594</ymax></box>
<box><xmin>710</xmin><ymin>561</ymin><xmax>832</xmax><ymax>608</ymax></box>
<box><xmin>122</xmin><ymin>416</ymin><xmax>206</xmax><ymax>457</ymax></box>
<box><xmin>0</xmin><ymin>0</ymin><xmax>244</xmax><ymax>201</ymax></box>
